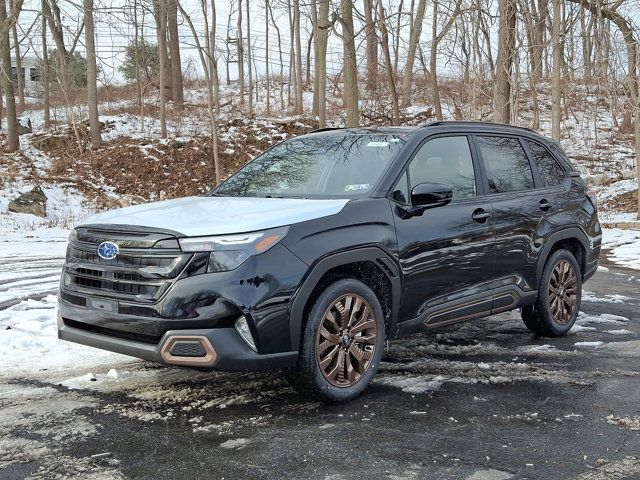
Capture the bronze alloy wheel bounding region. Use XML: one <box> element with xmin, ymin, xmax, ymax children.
<box><xmin>315</xmin><ymin>294</ymin><xmax>378</xmax><ymax>388</ymax></box>
<box><xmin>548</xmin><ymin>259</ymin><xmax>578</xmax><ymax>325</ymax></box>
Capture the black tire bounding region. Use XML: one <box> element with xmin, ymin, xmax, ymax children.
<box><xmin>522</xmin><ymin>249</ymin><xmax>582</xmax><ymax>337</ymax></box>
<box><xmin>285</xmin><ymin>278</ymin><xmax>385</xmax><ymax>402</ymax></box>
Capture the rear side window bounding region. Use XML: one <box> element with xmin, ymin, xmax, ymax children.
<box><xmin>476</xmin><ymin>136</ymin><xmax>534</xmax><ymax>193</ymax></box>
<box><xmin>526</xmin><ymin>140</ymin><xmax>566</xmax><ymax>186</ymax></box>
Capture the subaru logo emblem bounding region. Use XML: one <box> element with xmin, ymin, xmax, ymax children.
<box><xmin>97</xmin><ymin>241</ymin><xmax>119</xmax><ymax>260</ymax></box>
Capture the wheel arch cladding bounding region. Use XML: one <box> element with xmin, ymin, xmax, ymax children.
<box><xmin>537</xmin><ymin>228</ymin><xmax>588</xmax><ymax>283</ymax></box>
<box><xmin>288</xmin><ymin>247</ymin><xmax>401</xmax><ymax>351</ymax></box>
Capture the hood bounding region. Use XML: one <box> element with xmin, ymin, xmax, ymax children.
<box><xmin>79</xmin><ymin>196</ymin><xmax>350</xmax><ymax>237</ymax></box>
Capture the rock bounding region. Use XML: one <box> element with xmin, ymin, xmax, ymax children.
<box><xmin>8</xmin><ymin>185</ymin><xmax>47</xmax><ymax>217</ymax></box>
<box><xmin>17</xmin><ymin>117</ymin><xmax>32</xmax><ymax>135</ymax></box>
<box><xmin>118</xmin><ymin>194</ymin><xmax>147</xmax><ymax>208</ymax></box>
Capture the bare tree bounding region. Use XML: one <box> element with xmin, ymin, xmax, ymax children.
<box><xmin>337</xmin><ymin>0</ymin><xmax>359</xmax><ymax>127</ymax></box>
<box><xmin>83</xmin><ymin>0</ymin><xmax>102</xmax><ymax>145</ymax></box>
<box><xmin>246</xmin><ymin>0</ymin><xmax>253</xmax><ymax>114</ymax></box>
<box><xmin>566</xmin><ymin>0</ymin><xmax>640</xmax><ymax>214</ymax></box>
<box><xmin>167</xmin><ymin>0</ymin><xmax>183</xmax><ymax>109</ymax></box>
<box><xmin>293</xmin><ymin>0</ymin><xmax>303</xmax><ymax>114</ymax></box>
<box><xmin>316</xmin><ymin>0</ymin><xmax>329</xmax><ymax>127</ymax></box>
<box><xmin>265</xmin><ymin>0</ymin><xmax>270</xmax><ymax>116</ymax></box>
<box><xmin>400</xmin><ymin>0</ymin><xmax>427</xmax><ymax>108</ymax></box>
<box><xmin>237</xmin><ymin>0</ymin><xmax>244</xmax><ymax>108</ymax></box>
<box><xmin>155</xmin><ymin>0</ymin><xmax>168</xmax><ymax>138</ymax></box>
<box><xmin>363</xmin><ymin>0</ymin><xmax>377</xmax><ymax>91</ymax></box>
<box><xmin>8</xmin><ymin>0</ymin><xmax>23</xmax><ymax>110</ymax></box>
<box><xmin>376</xmin><ymin>0</ymin><xmax>399</xmax><ymax>124</ymax></box>
<box><xmin>41</xmin><ymin>0</ymin><xmax>50</xmax><ymax>128</ymax></box>
<box><xmin>551</xmin><ymin>0</ymin><xmax>562</xmax><ymax>141</ymax></box>
<box><xmin>0</xmin><ymin>0</ymin><xmax>23</xmax><ymax>152</ymax></box>
<box><xmin>493</xmin><ymin>0</ymin><xmax>517</xmax><ymax>123</ymax></box>
<box><xmin>430</xmin><ymin>0</ymin><xmax>463</xmax><ymax>120</ymax></box>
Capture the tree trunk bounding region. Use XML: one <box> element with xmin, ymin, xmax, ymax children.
<box><xmin>311</xmin><ymin>0</ymin><xmax>318</xmax><ymax>115</ymax></box>
<box><xmin>363</xmin><ymin>0</ymin><xmax>377</xmax><ymax>91</ymax></box>
<box><xmin>400</xmin><ymin>0</ymin><xmax>427</xmax><ymax>108</ymax></box>
<box><xmin>245</xmin><ymin>0</ymin><xmax>253</xmax><ymax>114</ymax></box>
<box><xmin>0</xmin><ymin>0</ymin><xmax>19</xmax><ymax>151</ymax></box>
<box><xmin>293</xmin><ymin>0</ymin><xmax>303</xmax><ymax>114</ymax></box>
<box><xmin>156</xmin><ymin>0</ymin><xmax>168</xmax><ymax>138</ymax></box>
<box><xmin>167</xmin><ymin>0</ymin><xmax>183</xmax><ymax>109</ymax></box>
<box><xmin>41</xmin><ymin>0</ymin><xmax>50</xmax><ymax>128</ymax></box>
<box><xmin>9</xmin><ymin>0</ymin><xmax>23</xmax><ymax>111</ymax></box>
<box><xmin>340</xmin><ymin>0</ymin><xmax>359</xmax><ymax>127</ymax></box>
<box><xmin>84</xmin><ymin>0</ymin><xmax>102</xmax><ymax>145</ymax></box>
<box><xmin>430</xmin><ymin>0</ymin><xmax>462</xmax><ymax>120</ymax></box>
<box><xmin>376</xmin><ymin>0</ymin><xmax>399</xmax><ymax>124</ymax></box>
<box><xmin>493</xmin><ymin>0</ymin><xmax>516</xmax><ymax>123</ymax></box>
<box><xmin>551</xmin><ymin>0</ymin><xmax>562</xmax><ymax>141</ymax></box>
<box><xmin>316</xmin><ymin>0</ymin><xmax>329</xmax><ymax>127</ymax></box>
<box><xmin>237</xmin><ymin>1</ymin><xmax>244</xmax><ymax>108</ymax></box>
<box><xmin>265</xmin><ymin>0</ymin><xmax>270</xmax><ymax>116</ymax></box>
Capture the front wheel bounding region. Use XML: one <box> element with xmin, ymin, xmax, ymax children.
<box><xmin>285</xmin><ymin>278</ymin><xmax>385</xmax><ymax>402</ymax></box>
<box><xmin>522</xmin><ymin>249</ymin><xmax>582</xmax><ymax>337</ymax></box>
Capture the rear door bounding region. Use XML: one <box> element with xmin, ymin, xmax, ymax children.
<box><xmin>472</xmin><ymin>134</ymin><xmax>556</xmax><ymax>303</ymax></box>
<box><xmin>391</xmin><ymin>134</ymin><xmax>496</xmax><ymax>325</ymax></box>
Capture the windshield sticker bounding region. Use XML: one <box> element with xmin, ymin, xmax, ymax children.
<box><xmin>366</xmin><ymin>141</ymin><xmax>389</xmax><ymax>147</ymax></box>
<box><xmin>345</xmin><ymin>184</ymin><xmax>370</xmax><ymax>192</ymax></box>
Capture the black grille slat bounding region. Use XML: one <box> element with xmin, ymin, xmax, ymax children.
<box><xmin>64</xmin><ymin>238</ymin><xmax>191</xmax><ymax>304</ymax></box>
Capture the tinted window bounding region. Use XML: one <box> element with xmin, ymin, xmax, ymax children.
<box><xmin>407</xmin><ymin>136</ymin><xmax>476</xmax><ymax>199</ymax></box>
<box><xmin>213</xmin><ymin>133</ymin><xmax>406</xmax><ymax>198</ymax></box>
<box><xmin>392</xmin><ymin>171</ymin><xmax>409</xmax><ymax>204</ymax></box>
<box><xmin>526</xmin><ymin>140</ymin><xmax>565</xmax><ymax>186</ymax></box>
<box><xmin>477</xmin><ymin>136</ymin><xmax>534</xmax><ymax>193</ymax></box>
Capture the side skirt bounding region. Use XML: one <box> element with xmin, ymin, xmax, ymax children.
<box><xmin>395</xmin><ymin>285</ymin><xmax>538</xmax><ymax>338</ymax></box>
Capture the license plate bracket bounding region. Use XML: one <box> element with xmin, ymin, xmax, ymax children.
<box><xmin>87</xmin><ymin>298</ymin><xmax>118</xmax><ymax>313</ymax></box>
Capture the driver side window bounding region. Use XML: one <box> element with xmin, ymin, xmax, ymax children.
<box><xmin>407</xmin><ymin>136</ymin><xmax>477</xmax><ymax>200</ymax></box>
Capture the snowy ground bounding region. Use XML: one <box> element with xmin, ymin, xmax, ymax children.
<box><xmin>0</xmin><ymin>263</ymin><xmax>638</xmax><ymax>479</ymax></box>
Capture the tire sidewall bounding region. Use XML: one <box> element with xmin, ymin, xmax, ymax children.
<box><xmin>302</xmin><ymin>278</ymin><xmax>385</xmax><ymax>402</ymax></box>
<box><xmin>539</xmin><ymin>249</ymin><xmax>582</xmax><ymax>335</ymax></box>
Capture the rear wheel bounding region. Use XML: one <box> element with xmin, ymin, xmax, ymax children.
<box><xmin>285</xmin><ymin>278</ymin><xmax>384</xmax><ymax>402</ymax></box>
<box><xmin>522</xmin><ymin>249</ymin><xmax>582</xmax><ymax>337</ymax></box>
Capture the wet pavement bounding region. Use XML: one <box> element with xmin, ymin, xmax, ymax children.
<box><xmin>1</xmin><ymin>264</ymin><xmax>639</xmax><ymax>479</ymax></box>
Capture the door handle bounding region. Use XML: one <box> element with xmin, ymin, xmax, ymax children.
<box><xmin>539</xmin><ymin>199</ymin><xmax>553</xmax><ymax>211</ymax></box>
<box><xmin>472</xmin><ymin>208</ymin><xmax>491</xmax><ymax>222</ymax></box>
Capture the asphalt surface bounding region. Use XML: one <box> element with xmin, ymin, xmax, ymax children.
<box><xmin>1</xmin><ymin>263</ymin><xmax>639</xmax><ymax>480</ymax></box>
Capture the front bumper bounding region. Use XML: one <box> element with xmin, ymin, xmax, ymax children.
<box><xmin>57</xmin><ymin>312</ymin><xmax>298</xmax><ymax>371</ymax></box>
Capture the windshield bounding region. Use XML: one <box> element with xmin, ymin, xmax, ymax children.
<box><xmin>211</xmin><ymin>133</ymin><xmax>407</xmax><ymax>198</ymax></box>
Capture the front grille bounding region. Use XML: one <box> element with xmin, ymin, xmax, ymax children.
<box><xmin>63</xmin><ymin>238</ymin><xmax>192</xmax><ymax>304</ymax></box>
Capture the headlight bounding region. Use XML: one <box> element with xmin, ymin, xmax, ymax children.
<box><xmin>178</xmin><ymin>226</ymin><xmax>289</xmax><ymax>272</ymax></box>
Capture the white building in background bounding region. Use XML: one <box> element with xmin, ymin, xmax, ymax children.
<box><xmin>9</xmin><ymin>57</ymin><xmax>41</xmax><ymax>96</ymax></box>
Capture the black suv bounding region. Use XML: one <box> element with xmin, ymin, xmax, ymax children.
<box><xmin>58</xmin><ymin>121</ymin><xmax>601</xmax><ymax>401</ymax></box>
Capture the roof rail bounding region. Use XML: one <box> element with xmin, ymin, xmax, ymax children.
<box><xmin>308</xmin><ymin>127</ymin><xmax>344</xmax><ymax>134</ymax></box>
<box><xmin>421</xmin><ymin>120</ymin><xmax>537</xmax><ymax>133</ymax></box>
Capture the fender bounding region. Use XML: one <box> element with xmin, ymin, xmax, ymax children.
<box><xmin>536</xmin><ymin>226</ymin><xmax>590</xmax><ymax>284</ymax></box>
<box><xmin>288</xmin><ymin>246</ymin><xmax>402</xmax><ymax>351</ymax></box>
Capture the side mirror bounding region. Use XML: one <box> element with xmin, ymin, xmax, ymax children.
<box><xmin>410</xmin><ymin>182</ymin><xmax>453</xmax><ymax>209</ymax></box>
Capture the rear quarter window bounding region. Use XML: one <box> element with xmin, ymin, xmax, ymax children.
<box><xmin>526</xmin><ymin>140</ymin><xmax>566</xmax><ymax>187</ymax></box>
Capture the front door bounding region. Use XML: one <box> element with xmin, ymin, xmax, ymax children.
<box><xmin>392</xmin><ymin>135</ymin><xmax>496</xmax><ymax>325</ymax></box>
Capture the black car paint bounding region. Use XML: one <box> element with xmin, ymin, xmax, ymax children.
<box><xmin>58</xmin><ymin>122</ymin><xmax>601</xmax><ymax>370</ymax></box>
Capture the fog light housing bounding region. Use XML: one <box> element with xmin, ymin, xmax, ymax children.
<box><xmin>235</xmin><ymin>316</ymin><xmax>256</xmax><ymax>351</ymax></box>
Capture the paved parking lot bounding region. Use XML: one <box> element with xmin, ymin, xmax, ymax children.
<box><xmin>1</xmin><ymin>263</ymin><xmax>639</xmax><ymax>479</ymax></box>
